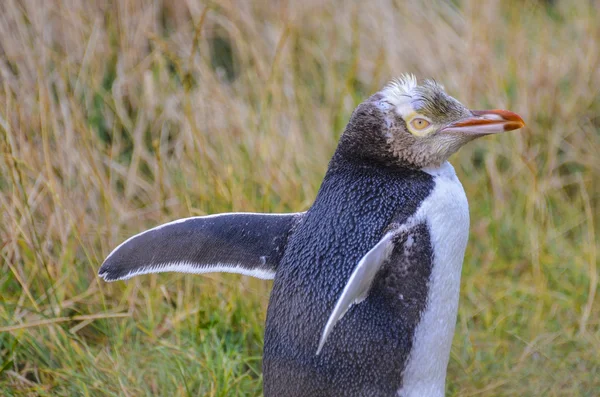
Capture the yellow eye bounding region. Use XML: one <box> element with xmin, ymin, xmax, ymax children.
<box><xmin>410</xmin><ymin>118</ymin><xmax>431</xmax><ymax>130</ymax></box>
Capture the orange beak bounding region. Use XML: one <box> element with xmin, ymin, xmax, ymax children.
<box><xmin>441</xmin><ymin>109</ymin><xmax>525</xmax><ymax>135</ymax></box>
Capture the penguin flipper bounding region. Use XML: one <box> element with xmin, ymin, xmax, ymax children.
<box><xmin>317</xmin><ymin>232</ymin><xmax>396</xmax><ymax>354</ymax></box>
<box><xmin>98</xmin><ymin>212</ymin><xmax>303</xmax><ymax>282</ymax></box>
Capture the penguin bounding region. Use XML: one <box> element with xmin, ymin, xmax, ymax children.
<box><xmin>99</xmin><ymin>75</ymin><xmax>525</xmax><ymax>397</ymax></box>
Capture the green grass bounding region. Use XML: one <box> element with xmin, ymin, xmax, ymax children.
<box><xmin>1</xmin><ymin>1</ymin><xmax>599</xmax><ymax>396</ymax></box>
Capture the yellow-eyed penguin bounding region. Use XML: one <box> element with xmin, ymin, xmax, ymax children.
<box><xmin>99</xmin><ymin>75</ymin><xmax>525</xmax><ymax>397</ymax></box>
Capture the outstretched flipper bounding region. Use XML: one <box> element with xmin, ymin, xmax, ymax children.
<box><xmin>99</xmin><ymin>212</ymin><xmax>303</xmax><ymax>282</ymax></box>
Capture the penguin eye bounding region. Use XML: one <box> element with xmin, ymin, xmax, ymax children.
<box><xmin>410</xmin><ymin>118</ymin><xmax>431</xmax><ymax>130</ymax></box>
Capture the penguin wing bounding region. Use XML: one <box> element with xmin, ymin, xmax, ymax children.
<box><xmin>317</xmin><ymin>231</ymin><xmax>397</xmax><ymax>354</ymax></box>
<box><xmin>98</xmin><ymin>212</ymin><xmax>303</xmax><ymax>282</ymax></box>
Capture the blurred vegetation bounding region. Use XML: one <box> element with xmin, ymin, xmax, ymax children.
<box><xmin>0</xmin><ymin>0</ymin><xmax>599</xmax><ymax>396</ymax></box>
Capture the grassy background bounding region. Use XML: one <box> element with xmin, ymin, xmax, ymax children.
<box><xmin>1</xmin><ymin>0</ymin><xmax>599</xmax><ymax>395</ymax></box>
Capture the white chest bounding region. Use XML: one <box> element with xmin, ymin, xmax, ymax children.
<box><xmin>398</xmin><ymin>162</ymin><xmax>470</xmax><ymax>397</ymax></box>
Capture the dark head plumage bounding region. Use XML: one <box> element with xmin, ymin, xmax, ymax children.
<box><xmin>335</xmin><ymin>75</ymin><xmax>525</xmax><ymax>169</ymax></box>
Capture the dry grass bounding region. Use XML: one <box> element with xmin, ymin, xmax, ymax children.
<box><xmin>1</xmin><ymin>0</ymin><xmax>599</xmax><ymax>395</ymax></box>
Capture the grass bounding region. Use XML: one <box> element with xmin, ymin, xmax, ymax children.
<box><xmin>0</xmin><ymin>0</ymin><xmax>599</xmax><ymax>395</ymax></box>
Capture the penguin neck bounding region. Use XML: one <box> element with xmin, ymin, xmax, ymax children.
<box><xmin>420</xmin><ymin>161</ymin><xmax>457</xmax><ymax>178</ymax></box>
<box><xmin>330</xmin><ymin>131</ymin><xmax>446</xmax><ymax>172</ymax></box>
<box><xmin>329</xmin><ymin>143</ymin><xmax>418</xmax><ymax>174</ymax></box>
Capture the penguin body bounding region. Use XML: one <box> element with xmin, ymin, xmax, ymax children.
<box><xmin>263</xmin><ymin>153</ymin><xmax>468</xmax><ymax>397</ymax></box>
<box><xmin>99</xmin><ymin>75</ymin><xmax>524</xmax><ymax>397</ymax></box>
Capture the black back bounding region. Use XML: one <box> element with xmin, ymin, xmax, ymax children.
<box><xmin>263</xmin><ymin>156</ymin><xmax>435</xmax><ymax>396</ymax></box>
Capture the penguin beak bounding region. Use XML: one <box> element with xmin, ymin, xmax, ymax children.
<box><xmin>441</xmin><ymin>109</ymin><xmax>525</xmax><ymax>136</ymax></box>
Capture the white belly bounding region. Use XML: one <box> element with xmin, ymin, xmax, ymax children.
<box><xmin>397</xmin><ymin>162</ymin><xmax>470</xmax><ymax>397</ymax></box>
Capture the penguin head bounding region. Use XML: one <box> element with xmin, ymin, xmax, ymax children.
<box><xmin>336</xmin><ymin>74</ymin><xmax>525</xmax><ymax>169</ymax></box>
